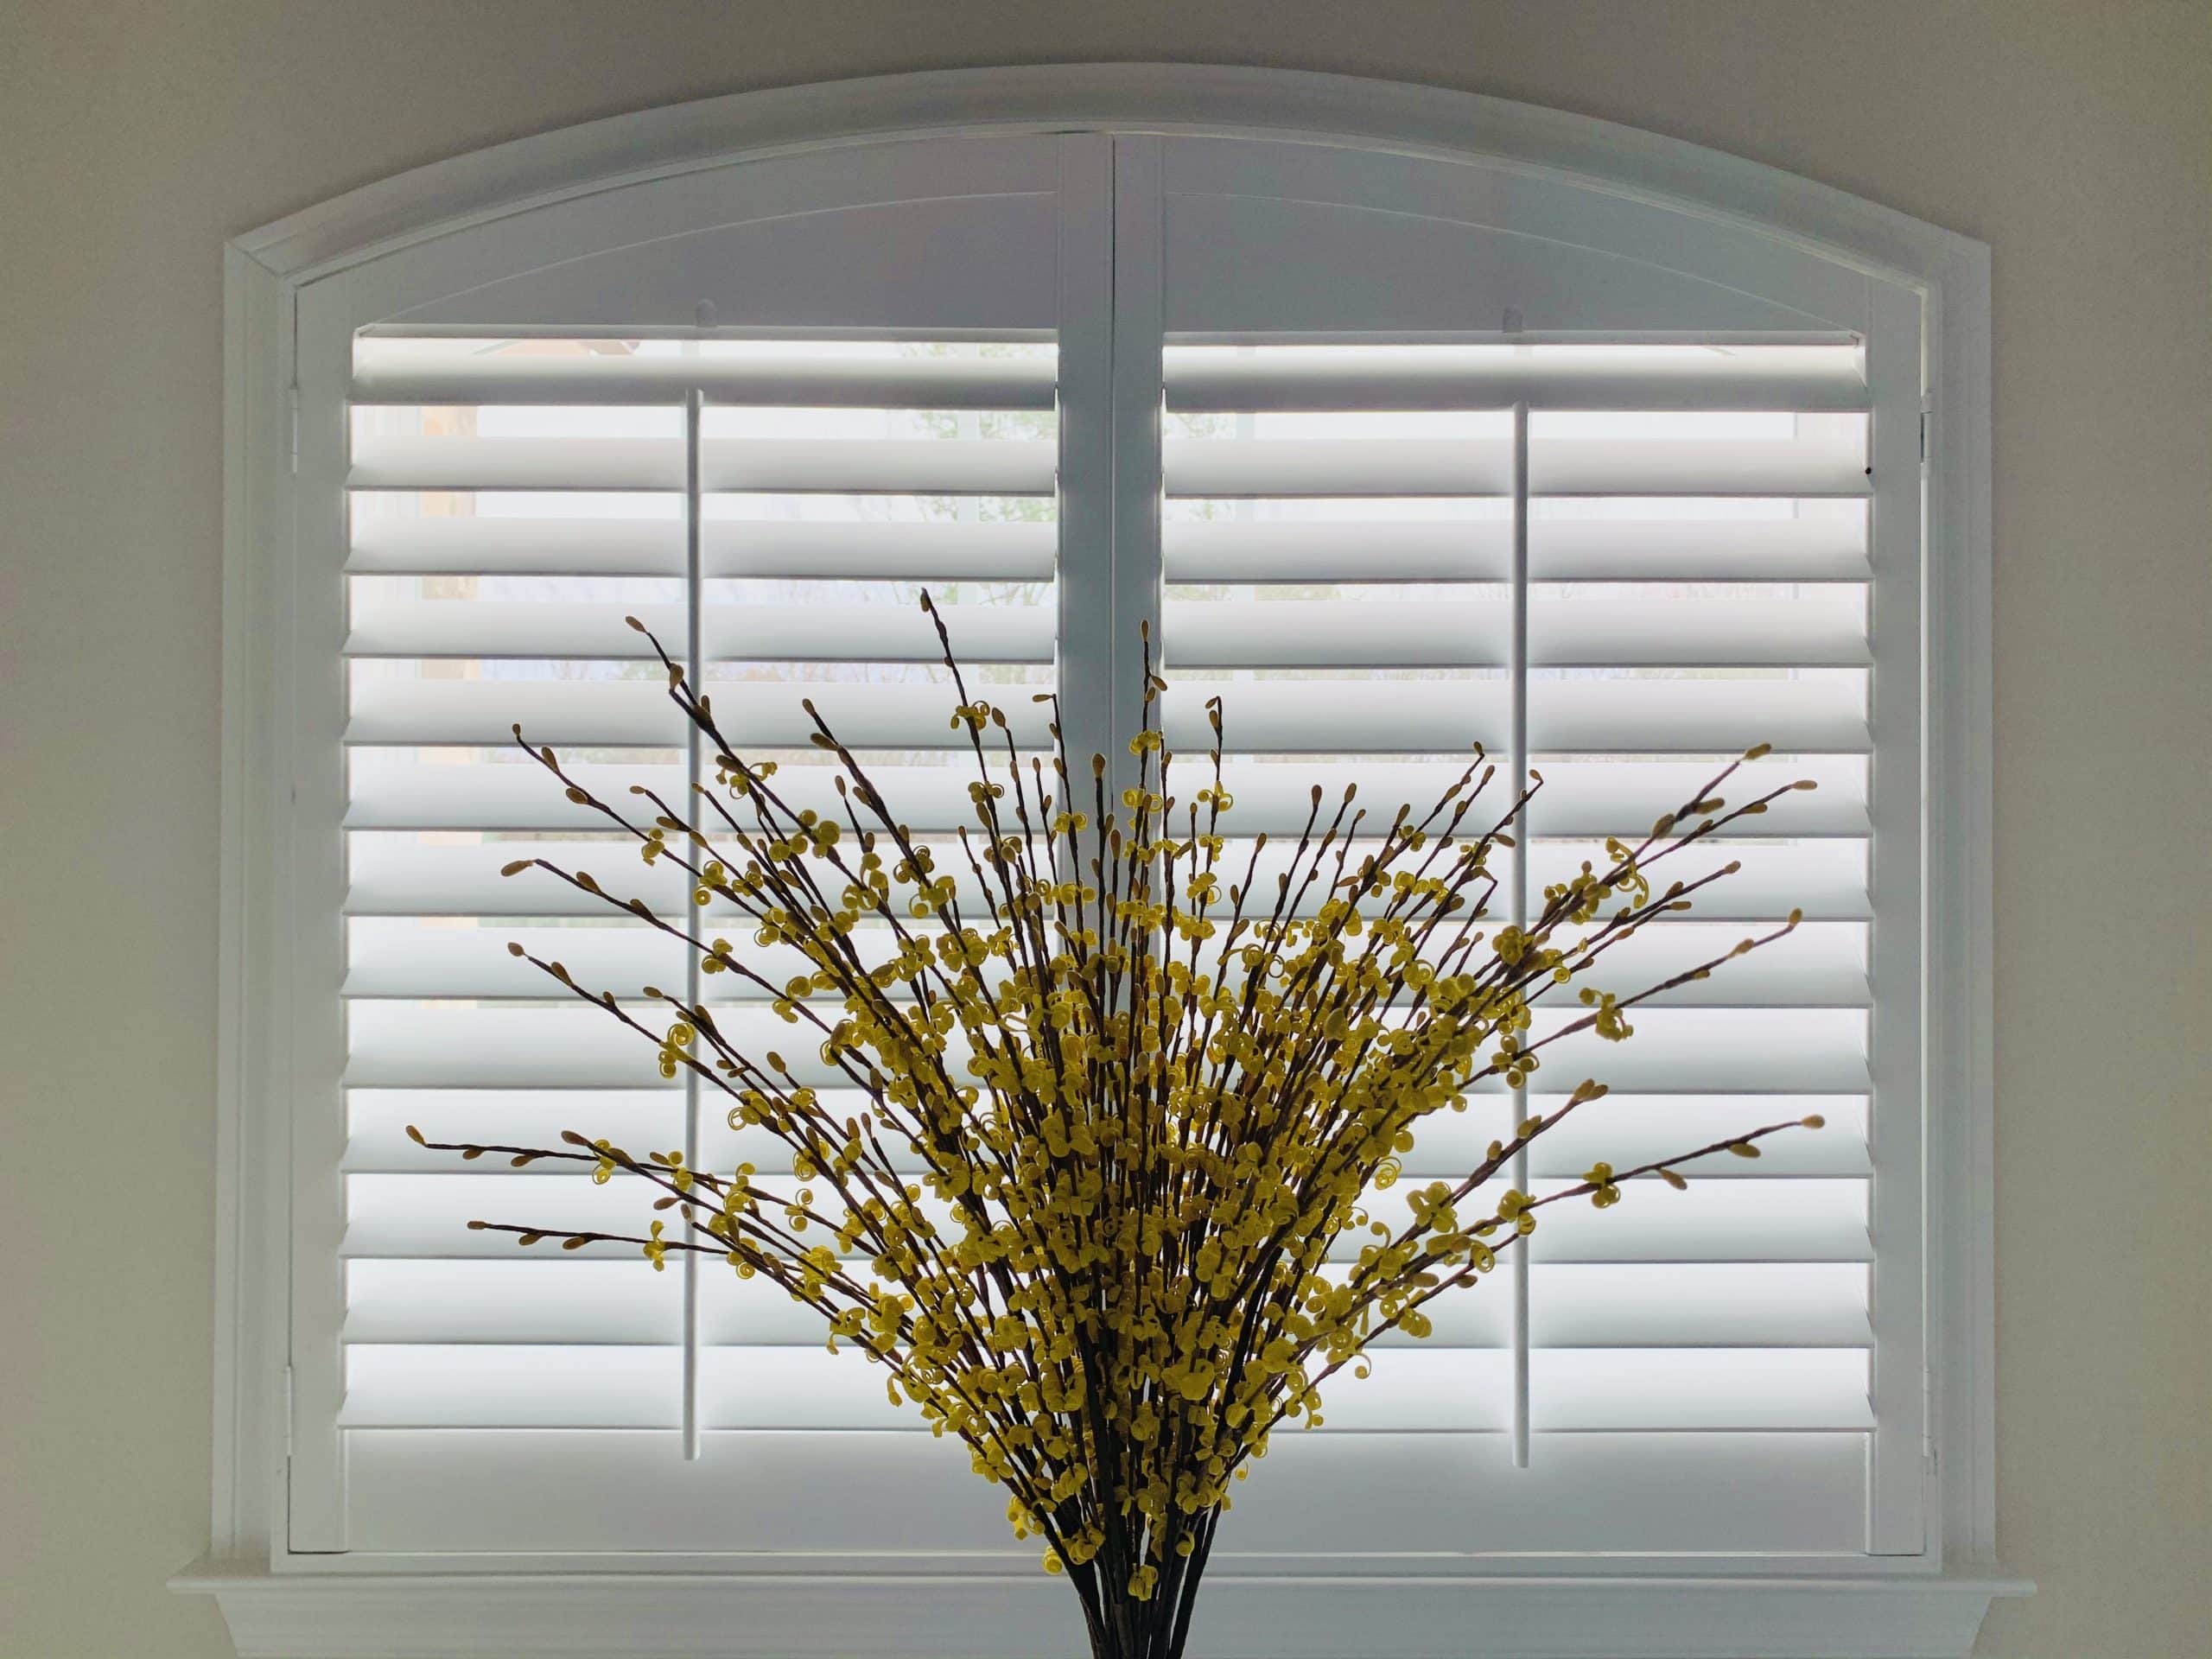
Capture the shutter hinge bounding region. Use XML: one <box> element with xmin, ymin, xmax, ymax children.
<box><xmin>287</xmin><ymin>385</ymin><xmax>302</xmax><ymax>475</ymax></box>
<box><xmin>283</xmin><ymin>1363</ymin><xmax>296</xmax><ymax>1459</ymax></box>
<box><xmin>1922</xmin><ymin>1363</ymin><xmax>1937</xmax><ymax>1472</ymax></box>
<box><xmin>1919</xmin><ymin>401</ymin><xmax>1934</xmax><ymax>467</ymax></box>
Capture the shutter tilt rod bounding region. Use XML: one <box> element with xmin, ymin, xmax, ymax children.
<box><xmin>1509</xmin><ymin>398</ymin><xmax>1532</xmax><ymax>1470</ymax></box>
<box><xmin>681</xmin><ymin>382</ymin><xmax>705</xmax><ymax>1460</ymax></box>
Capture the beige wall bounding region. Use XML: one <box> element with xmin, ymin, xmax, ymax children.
<box><xmin>3</xmin><ymin>3</ymin><xmax>2205</xmax><ymax>1655</ymax></box>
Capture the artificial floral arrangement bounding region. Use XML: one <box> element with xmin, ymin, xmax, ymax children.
<box><xmin>412</xmin><ymin>595</ymin><xmax>1820</xmax><ymax>1659</ymax></box>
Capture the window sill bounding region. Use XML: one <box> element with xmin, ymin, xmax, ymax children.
<box><xmin>173</xmin><ymin>1558</ymin><xmax>2030</xmax><ymax>1658</ymax></box>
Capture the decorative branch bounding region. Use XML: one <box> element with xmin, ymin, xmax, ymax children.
<box><xmin>416</xmin><ymin>595</ymin><xmax>1825</xmax><ymax>1659</ymax></box>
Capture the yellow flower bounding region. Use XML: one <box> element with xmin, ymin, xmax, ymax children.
<box><xmin>1583</xmin><ymin>1162</ymin><xmax>1622</xmax><ymax>1209</ymax></box>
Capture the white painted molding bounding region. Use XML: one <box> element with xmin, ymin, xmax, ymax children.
<box><xmin>174</xmin><ymin>1560</ymin><xmax>2031</xmax><ymax>1659</ymax></box>
<box><xmin>235</xmin><ymin>64</ymin><xmax>1986</xmax><ymax>290</ymax></box>
<box><xmin>211</xmin><ymin>58</ymin><xmax>2007</xmax><ymax>1651</ymax></box>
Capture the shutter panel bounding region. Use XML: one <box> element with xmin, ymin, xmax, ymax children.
<box><xmin>1158</xmin><ymin>340</ymin><xmax>1884</xmax><ymax>1548</ymax></box>
<box><xmin>337</xmin><ymin>335</ymin><xmax>1066</xmax><ymax>1547</ymax></box>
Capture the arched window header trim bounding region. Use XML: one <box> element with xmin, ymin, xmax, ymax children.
<box><xmin>237</xmin><ymin>64</ymin><xmax>1984</xmax><ymax>295</ymax></box>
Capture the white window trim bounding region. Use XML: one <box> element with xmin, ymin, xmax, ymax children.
<box><xmin>184</xmin><ymin>62</ymin><xmax>2024</xmax><ymax>1657</ymax></box>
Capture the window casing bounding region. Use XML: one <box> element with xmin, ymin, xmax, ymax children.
<box><xmin>199</xmin><ymin>67</ymin><xmax>2010</xmax><ymax>1659</ymax></box>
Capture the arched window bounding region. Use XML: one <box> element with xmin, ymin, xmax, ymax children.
<box><xmin>197</xmin><ymin>66</ymin><xmax>2005</xmax><ymax>1657</ymax></box>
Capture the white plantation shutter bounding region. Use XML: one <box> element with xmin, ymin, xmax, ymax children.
<box><xmin>1156</xmin><ymin>338</ymin><xmax>1888</xmax><ymax>1549</ymax></box>
<box><xmin>279</xmin><ymin>128</ymin><xmax>1931</xmax><ymax>1564</ymax></box>
<box><xmin>333</xmin><ymin>334</ymin><xmax>1079</xmax><ymax>1549</ymax></box>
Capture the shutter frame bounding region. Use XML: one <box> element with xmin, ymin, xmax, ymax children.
<box><xmin>215</xmin><ymin>74</ymin><xmax>1999</xmax><ymax>1610</ymax></box>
